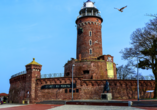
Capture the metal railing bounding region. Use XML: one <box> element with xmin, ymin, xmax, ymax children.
<box><xmin>77</xmin><ymin>13</ymin><xmax>101</xmax><ymax>19</ymax></box>
<box><xmin>11</xmin><ymin>71</ymin><xmax>27</xmax><ymax>78</ymax></box>
<box><xmin>41</xmin><ymin>73</ymin><xmax>64</xmax><ymax>78</ymax></box>
<box><xmin>117</xmin><ymin>75</ymin><xmax>155</xmax><ymax>80</ymax></box>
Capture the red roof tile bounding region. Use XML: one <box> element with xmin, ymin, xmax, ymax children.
<box><xmin>0</xmin><ymin>93</ymin><xmax>8</xmax><ymax>97</ymax></box>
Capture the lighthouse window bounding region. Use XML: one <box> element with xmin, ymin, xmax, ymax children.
<box><xmin>89</xmin><ymin>31</ymin><xmax>92</xmax><ymax>36</ymax></box>
<box><xmin>89</xmin><ymin>48</ymin><xmax>92</xmax><ymax>54</ymax></box>
<box><xmin>89</xmin><ymin>39</ymin><xmax>92</xmax><ymax>46</ymax></box>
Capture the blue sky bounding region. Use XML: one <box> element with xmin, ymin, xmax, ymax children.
<box><xmin>0</xmin><ymin>0</ymin><xmax>157</xmax><ymax>93</ymax></box>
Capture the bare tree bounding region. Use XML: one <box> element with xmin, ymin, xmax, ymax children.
<box><xmin>120</xmin><ymin>17</ymin><xmax>157</xmax><ymax>98</ymax></box>
<box><xmin>117</xmin><ymin>63</ymin><xmax>136</xmax><ymax>80</ymax></box>
<box><xmin>130</xmin><ymin>73</ymin><xmax>145</xmax><ymax>80</ymax></box>
<box><xmin>145</xmin><ymin>13</ymin><xmax>157</xmax><ymax>18</ymax></box>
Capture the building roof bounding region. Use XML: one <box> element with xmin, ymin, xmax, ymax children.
<box><xmin>26</xmin><ymin>58</ymin><xmax>42</xmax><ymax>66</ymax></box>
<box><xmin>82</xmin><ymin>0</ymin><xmax>96</xmax><ymax>9</ymax></box>
<box><xmin>0</xmin><ymin>93</ymin><xmax>8</xmax><ymax>97</ymax></box>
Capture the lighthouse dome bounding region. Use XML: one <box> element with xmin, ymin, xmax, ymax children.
<box><xmin>82</xmin><ymin>0</ymin><xmax>96</xmax><ymax>9</ymax></box>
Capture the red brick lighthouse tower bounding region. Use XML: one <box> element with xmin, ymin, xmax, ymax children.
<box><xmin>64</xmin><ymin>0</ymin><xmax>117</xmax><ymax>80</ymax></box>
<box><xmin>76</xmin><ymin>0</ymin><xmax>103</xmax><ymax>60</ymax></box>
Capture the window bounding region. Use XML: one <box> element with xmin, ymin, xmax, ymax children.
<box><xmin>89</xmin><ymin>39</ymin><xmax>92</xmax><ymax>46</ymax></box>
<box><xmin>66</xmin><ymin>72</ymin><xmax>70</xmax><ymax>76</ymax></box>
<box><xmin>83</xmin><ymin>70</ymin><xmax>89</xmax><ymax>74</ymax></box>
<box><xmin>69</xmin><ymin>89</ymin><xmax>71</xmax><ymax>93</ymax></box>
<box><xmin>89</xmin><ymin>48</ymin><xmax>92</xmax><ymax>54</ymax></box>
<box><xmin>65</xmin><ymin>89</ymin><xmax>67</xmax><ymax>93</ymax></box>
<box><xmin>76</xmin><ymin>89</ymin><xmax>79</xmax><ymax>93</ymax></box>
<box><xmin>89</xmin><ymin>31</ymin><xmax>92</xmax><ymax>36</ymax></box>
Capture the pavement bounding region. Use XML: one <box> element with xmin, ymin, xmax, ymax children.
<box><xmin>0</xmin><ymin>99</ymin><xmax>157</xmax><ymax>110</ymax></box>
<box><xmin>0</xmin><ymin>104</ymin><xmax>146</xmax><ymax>110</ymax></box>
<box><xmin>0</xmin><ymin>104</ymin><xmax>157</xmax><ymax>110</ymax></box>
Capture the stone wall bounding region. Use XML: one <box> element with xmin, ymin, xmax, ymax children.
<box><xmin>9</xmin><ymin>73</ymin><xmax>155</xmax><ymax>104</ymax></box>
<box><xmin>64</xmin><ymin>55</ymin><xmax>117</xmax><ymax>80</ymax></box>
<box><xmin>8</xmin><ymin>74</ymin><xmax>26</xmax><ymax>103</ymax></box>
<box><xmin>34</xmin><ymin>78</ymin><xmax>155</xmax><ymax>103</ymax></box>
<box><xmin>35</xmin><ymin>77</ymin><xmax>83</xmax><ymax>103</ymax></box>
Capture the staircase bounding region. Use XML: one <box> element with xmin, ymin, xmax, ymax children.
<box><xmin>36</xmin><ymin>100</ymin><xmax>66</xmax><ymax>104</ymax></box>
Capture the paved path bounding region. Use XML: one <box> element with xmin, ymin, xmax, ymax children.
<box><xmin>0</xmin><ymin>104</ymin><xmax>157</xmax><ymax>110</ymax></box>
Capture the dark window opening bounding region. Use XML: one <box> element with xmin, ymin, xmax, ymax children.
<box><xmin>89</xmin><ymin>40</ymin><xmax>92</xmax><ymax>45</ymax></box>
<box><xmin>89</xmin><ymin>31</ymin><xmax>92</xmax><ymax>36</ymax></box>
<box><xmin>80</xmin><ymin>20</ymin><xmax>82</xmax><ymax>23</ymax></box>
<box><xmin>73</xmin><ymin>90</ymin><xmax>75</xmax><ymax>93</ymax></box>
<box><xmin>83</xmin><ymin>70</ymin><xmax>89</xmax><ymax>74</ymax></box>
<box><xmin>66</xmin><ymin>72</ymin><xmax>70</xmax><ymax>76</ymax></box>
<box><xmin>89</xmin><ymin>49</ymin><xmax>92</xmax><ymax>54</ymax></box>
<box><xmin>69</xmin><ymin>89</ymin><xmax>71</xmax><ymax>93</ymax></box>
<box><xmin>76</xmin><ymin>89</ymin><xmax>79</xmax><ymax>93</ymax></box>
<box><xmin>65</xmin><ymin>89</ymin><xmax>67</xmax><ymax>93</ymax></box>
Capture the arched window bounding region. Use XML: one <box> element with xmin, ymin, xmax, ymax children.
<box><xmin>89</xmin><ymin>31</ymin><xmax>92</xmax><ymax>36</ymax></box>
<box><xmin>89</xmin><ymin>39</ymin><xmax>92</xmax><ymax>46</ymax></box>
<box><xmin>89</xmin><ymin>48</ymin><xmax>92</xmax><ymax>54</ymax></box>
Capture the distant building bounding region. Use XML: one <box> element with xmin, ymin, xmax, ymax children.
<box><xmin>0</xmin><ymin>93</ymin><xmax>8</xmax><ymax>102</ymax></box>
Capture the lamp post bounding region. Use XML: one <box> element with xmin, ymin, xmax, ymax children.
<box><xmin>72</xmin><ymin>64</ymin><xmax>75</xmax><ymax>101</ymax></box>
<box><xmin>136</xmin><ymin>52</ymin><xmax>140</xmax><ymax>101</ymax></box>
<box><xmin>131</xmin><ymin>42</ymin><xmax>140</xmax><ymax>101</ymax></box>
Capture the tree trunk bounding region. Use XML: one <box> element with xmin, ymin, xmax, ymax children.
<box><xmin>154</xmin><ymin>72</ymin><xmax>157</xmax><ymax>98</ymax></box>
<box><xmin>154</xmin><ymin>76</ymin><xmax>157</xmax><ymax>98</ymax></box>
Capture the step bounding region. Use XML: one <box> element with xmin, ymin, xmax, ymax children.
<box><xmin>36</xmin><ymin>100</ymin><xmax>66</xmax><ymax>104</ymax></box>
<box><xmin>132</xmin><ymin>101</ymin><xmax>157</xmax><ymax>107</ymax></box>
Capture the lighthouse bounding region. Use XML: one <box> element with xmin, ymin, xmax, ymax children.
<box><xmin>64</xmin><ymin>0</ymin><xmax>117</xmax><ymax>80</ymax></box>
<box><xmin>76</xmin><ymin>0</ymin><xmax>103</xmax><ymax>60</ymax></box>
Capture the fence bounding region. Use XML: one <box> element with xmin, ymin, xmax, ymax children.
<box><xmin>41</xmin><ymin>73</ymin><xmax>64</xmax><ymax>78</ymax></box>
<box><xmin>117</xmin><ymin>75</ymin><xmax>155</xmax><ymax>80</ymax></box>
<box><xmin>11</xmin><ymin>71</ymin><xmax>27</xmax><ymax>78</ymax></box>
<box><xmin>11</xmin><ymin>72</ymin><xmax>155</xmax><ymax>80</ymax></box>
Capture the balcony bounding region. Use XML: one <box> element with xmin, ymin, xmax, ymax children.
<box><xmin>77</xmin><ymin>13</ymin><xmax>101</xmax><ymax>19</ymax></box>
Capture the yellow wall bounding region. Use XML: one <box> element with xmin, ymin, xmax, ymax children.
<box><xmin>107</xmin><ymin>62</ymin><xmax>114</xmax><ymax>78</ymax></box>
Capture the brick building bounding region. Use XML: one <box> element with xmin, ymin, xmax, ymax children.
<box><xmin>8</xmin><ymin>0</ymin><xmax>155</xmax><ymax>104</ymax></box>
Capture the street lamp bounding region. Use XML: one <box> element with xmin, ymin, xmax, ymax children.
<box><xmin>136</xmin><ymin>52</ymin><xmax>140</xmax><ymax>101</ymax></box>
<box><xmin>72</xmin><ymin>64</ymin><xmax>75</xmax><ymax>101</ymax></box>
<box><xmin>131</xmin><ymin>42</ymin><xmax>140</xmax><ymax>101</ymax></box>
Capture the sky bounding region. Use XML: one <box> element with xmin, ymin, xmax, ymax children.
<box><xmin>0</xmin><ymin>0</ymin><xmax>157</xmax><ymax>94</ymax></box>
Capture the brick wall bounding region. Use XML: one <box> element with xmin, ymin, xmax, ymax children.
<box><xmin>9</xmin><ymin>74</ymin><xmax>26</xmax><ymax>103</ymax></box>
<box><xmin>34</xmin><ymin>78</ymin><xmax>155</xmax><ymax>103</ymax></box>
<box><xmin>76</xmin><ymin>17</ymin><xmax>102</xmax><ymax>59</ymax></box>
<box><xmin>64</xmin><ymin>55</ymin><xmax>117</xmax><ymax>80</ymax></box>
